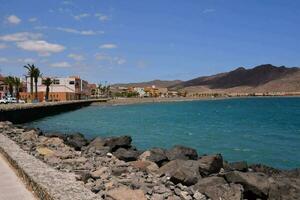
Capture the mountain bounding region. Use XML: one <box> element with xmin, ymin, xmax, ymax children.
<box><xmin>169</xmin><ymin>64</ymin><xmax>300</xmax><ymax>93</ymax></box>
<box><xmin>113</xmin><ymin>79</ymin><xmax>183</xmax><ymax>88</ymax></box>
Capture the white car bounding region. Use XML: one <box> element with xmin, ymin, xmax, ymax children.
<box><xmin>6</xmin><ymin>97</ymin><xmax>17</xmax><ymax>103</ymax></box>
<box><xmin>0</xmin><ymin>98</ymin><xmax>8</xmax><ymax>104</ymax></box>
<box><xmin>18</xmin><ymin>99</ymin><xmax>26</xmax><ymax>103</ymax></box>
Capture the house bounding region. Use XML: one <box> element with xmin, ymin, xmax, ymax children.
<box><xmin>0</xmin><ymin>74</ymin><xmax>8</xmax><ymax>99</ymax></box>
<box><xmin>21</xmin><ymin>76</ymin><xmax>90</xmax><ymax>102</ymax></box>
<box><xmin>133</xmin><ymin>87</ymin><xmax>146</xmax><ymax>97</ymax></box>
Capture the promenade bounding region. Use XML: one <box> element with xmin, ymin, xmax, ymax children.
<box><xmin>0</xmin><ymin>154</ymin><xmax>36</xmax><ymax>200</ymax></box>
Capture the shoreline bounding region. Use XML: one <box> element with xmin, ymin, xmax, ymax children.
<box><xmin>0</xmin><ymin>121</ymin><xmax>299</xmax><ymax>200</ymax></box>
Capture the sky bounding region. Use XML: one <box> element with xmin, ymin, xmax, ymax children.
<box><xmin>0</xmin><ymin>0</ymin><xmax>299</xmax><ymax>84</ymax></box>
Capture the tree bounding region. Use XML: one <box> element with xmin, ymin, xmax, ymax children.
<box><xmin>4</xmin><ymin>76</ymin><xmax>14</xmax><ymax>97</ymax></box>
<box><xmin>13</xmin><ymin>77</ymin><xmax>22</xmax><ymax>102</ymax></box>
<box><xmin>32</xmin><ymin>67</ymin><xmax>41</xmax><ymax>101</ymax></box>
<box><xmin>43</xmin><ymin>78</ymin><xmax>52</xmax><ymax>101</ymax></box>
<box><xmin>24</xmin><ymin>64</ymin><xmax>36</xmax><ymax>97</ymax></box>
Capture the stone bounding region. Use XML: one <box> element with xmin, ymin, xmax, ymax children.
<box><xmin>198</xmin><ymin>154</ymin><xmax>223</xmax><ymax>175</ymax></box>
<box><xmin>104</xmin><ymin>136</ymin><xmax>132</xmax><ymax>151</ymax></box>
<box><xmin>249</xmin><ymin>163</ymin><xmax>282</xmax><ymax>176</ymax></box>
<box><xmin>193</xmin><ymin>176</ymin><xmax>227</xmax><ymax>193</ymax></box>
<box><xmin>139</xmin><ymin>148</ymin><xmax>168</xmax><ymax>167</ymax></box>
<box><xmin>90</xmin><ymin>167</ymin><xmax>109</xmax><ymax>179</ymax></box>
<box><xmin>65</xmin><ymin>132</ymin><xmax>89</xmax><ymax>151</ymax></box>
<box><xmin>204</xmin><ymin>183</ymin><xmax>243</xmax><ymax>200</ymax></box>
<box><xmin>166</xmin><ymin>145</ymin><xmax>198</xmax><ymax>161</ymax></box>
<box><xmin>268</xmin><ymin>176</ymin><xmax>300</xmax><ymax>200</ymax></box>
<box><xmin>228</xmin><ymin>161</ymin><xmax>248</xmax><ymax>172</ymax></box>
<box><xmin>159</xmin><ymin>160</ymin><xmax>201</xmax><ymax>186</ymax></box>
<box><xmin>42</xmin><ymin>137</ymin><xmax>65</xmax><ymax>147</ymax></box>
<box><xmin>45</xmin><ymin>132</ymin><xmax>68</xmax><ymax>141</ymax></box>
<box><xmin>193</xmin><ymin>191</ymin><xmax>206</xmax><ymax>200</ymax></box>
<box><xmin>225</xmin><ymin>171</ymin><xmax>271</xmax><ymax>199</ymax></box>
<box><xmin>129</xmin><ymin>160</ymin><xmax>159</xmax><ymax>174</ymax></box>
<box><xmin>113</xmin><ymin>148</ymin><xmax>140</xmax><ymax>162</ymax></box>
<box><xmin>106</xmin><ymin>187</ymin><xmax>147</xmax><ymax>200</ymax></box>
<box><xmin>36</xmin><ymin>147</ymin><xmax>54</xmax><ymax>156</ymax></box>
<box><xmin>21</xmin><ymin>130</ymin><xmax>38</xmax><ymax>141</ymax></box>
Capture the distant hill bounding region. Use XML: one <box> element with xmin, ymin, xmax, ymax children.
<box><xmin>113</xmin><ymin>79</ymin><xmax>183</xmax><ymax>88</ymax></box>
<box><xmin>169</xmin><ymin>64</ymin><xmax>300</xmax><ymax>93</ymax></box>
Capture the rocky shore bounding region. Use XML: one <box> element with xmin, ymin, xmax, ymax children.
<box><xmin>0</xmin><ymin>121</ymin><xmax>299</xmax><ymax>200</ymax></box>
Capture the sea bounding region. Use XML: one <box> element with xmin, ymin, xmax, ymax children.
<box><xmin>27</xmin><ymin>97</ymin><xmax>300</xmax><ymax>169</ymax></box>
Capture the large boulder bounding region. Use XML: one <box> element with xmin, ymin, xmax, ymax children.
<box><xmin>104</xmin><ymin>136</ymin><xmax>132</xmax><ymax>151</ymax></box>
<box><xmin>64</xmin><ymin>133</ymin><xmax>89</xmax><ymax>151</ymax></box>
<box><xmin>193</xmin><ymin>176</ymin><xmax>227</xmax><ymax>192</ymax></box>
<box><xmin>21</xmin><ymin>130</ymin><xmax>38</xmax><ymax>141</ymax></box>
<box><xmin>139</xmin><ymin>148</ymin><xmax>168</xmax><ymax>166</ymax></box>
<box><xmin>268</xmin><ymin>176</ymin><xmax>300</xmax><ymax>200</ymax></box>
<box><xmin>113</xmin><ymin>148</ymin><xmax>140</xmax><ymax>162</ymax></box>
<box><xmin>224</xmin><ymin>161</ymin><xmax>248</xmax><ymax>172</ymax></box>
<box><xmin>129</xmin><ymin>160</ymin><xmax>159</xmax><ymax>174</ymax></box>
<box><xmin>159</xmin><ymin>159</ymin><xmax>201</xmax><ymax>186</ymax></box>
<box><xmin>225</xmin><ymin>171</ymin><xmax>271</xmax><ymax>199</ymax></box>
<box><xmin>198</xmin><ymin>154</ymin><xmax>223</xmax><ymax>175</ymax></box>
<box><xmin>249</xmin><ymin>163</ymin><xmax>282</xmax><ymax>176</ymax></box>
<box><xmin>83</xmin><ymin>137</ymin><xmax>110</xmax><ymax>156</ymax></box>
<box><xmin>204</xmin><ymin>183</ymin><xmax>243</xmax><ymax>200</ymax></box>
<box><xmin>45</xmin><ymin>132</ymin><xmax>68</xmax><ymax>141</ymax></box>
<box><xmin>166</xmin><ymin>145</ymin><xmax>198</xmax><ymax>161</ymax></box>
<box><xmin>106</xmin><ymin>187</ymin><xmax>147</xmax><ymax>200</ymax></box>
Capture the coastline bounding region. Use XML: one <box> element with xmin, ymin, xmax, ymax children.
<box><xmin>0</xmin><ymin>121</ymin><xmax>299</xmax><ymax>200</ymax></box>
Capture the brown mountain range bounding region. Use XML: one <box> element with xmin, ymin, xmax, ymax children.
<box><xmin>112</xmin><ymin>80</ymin><xmax>182</xmax><ymax>88</ymax></box>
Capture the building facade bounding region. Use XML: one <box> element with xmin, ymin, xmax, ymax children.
<box><xmin>21</xmin><ymin>76</ymin><xmax>90</xmax><ymax>102</ymax></box>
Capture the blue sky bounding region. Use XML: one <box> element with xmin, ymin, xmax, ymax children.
<box><xmin>0</xmin><ymin>0</ymin><xmax>299</xmax><ymax>84</ymax></box>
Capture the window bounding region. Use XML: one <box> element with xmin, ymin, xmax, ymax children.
<box><xmin>53</xmin><ymin>79</ymin><xmax>60</xmax><ymax>84</ymax></box>
<box><xmin>69</xmin><ymin>81</ymin><xmax>75</xmax><ymax>85</ymax></box>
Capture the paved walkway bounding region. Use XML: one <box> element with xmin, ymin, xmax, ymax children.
<box><xmin>0</xmin><ymin>154</ymin><xmax>36</xmax><ymax>200</ymax></box>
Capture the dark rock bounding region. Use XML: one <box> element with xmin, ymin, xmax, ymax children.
<box><xmin>139</xmin><ymin>148</ymin><xmax>168</xmax><ymax>167</ymax></box>
<box><xmin>225</xmin><ymin>171</ymin><xmax>271</xmax><ymax>199</ymax></box>
<box><xmin>166</xmin><ymin>145</ymin><xmax>198</xmax><ymax>161</ymax></box>
<box><xmin>76</xmin><ymin>171</ymin><xmax>92</xmax><ymax>183</ymax></box>
<box><xmin>203</xmin><ymin>183</ymin><xmax>244</xmax><ymax>200</ymax></box>
<box><xmin>198</xmin><ymin>154</ymin><xmax>223</xmax><ymax>175</ymax></box>
<box><xmin>113</xmin><ymin>148</ymin><xmax>140</xmax><ymax>162</ymax></box>
<box><xmin>83</xmin><ymin>137</ymin><xmax>110</xmax><ymax>156</ymax></box>
<box><xmin>159</xmin><ymin>159</ymin><xmax>201</xmax><ymax>186</ymax></box>
<box><xmin>249</xmin><ymin>163</ymin><xmax>282</xmax><ymax>176</ymax></box>
<box><xmin>112</xmin><ymin>166</ymin><xmax>129</xmax><ymax>176</ymax></box>
<box><xmin>193</xmin><ymin>176</ymin><xmax>227</xmax><ymax>193</ymax></box>
<box><xmin>104</xmin><ymin>136</ymin><xmax>132</xmax><ymax>151</ymax></box>
<box><xmin>224</xmin><ymin>161</ymin><xmax>248</xmax><ymax>172</ymax></box>
<box><xmin>65</xmin><ymin>132</ymin><xmax>89</xmax><ymax>151</ymax></box>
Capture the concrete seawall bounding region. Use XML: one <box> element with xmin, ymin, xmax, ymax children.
<box><xmin>0</xmin><ymin>99</ymin><xmax>107</xmax><ymax>124</ymax></box>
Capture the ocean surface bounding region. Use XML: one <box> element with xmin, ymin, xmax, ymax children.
<box><xmin>28</xmin><ymin>97</ymin><xmax>300</xmax><ymax>169</ymax></box>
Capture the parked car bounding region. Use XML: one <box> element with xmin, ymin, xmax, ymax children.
<box><xmin>6</xmin><ymin>97</ymin><xmax>17</xmax><ymax>103</ymax></box>
<box><xmin>0</xmin><ymin>98</ymin><xmax>8</xmax><ymax>104</ymax></box>
<box><xmin>18</xmin><ymin>99</ymin><xmax>26</xmax><ymax>103</ymax></box>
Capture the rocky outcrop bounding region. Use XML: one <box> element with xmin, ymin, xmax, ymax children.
<box><xmin>1</xmin><ymin>121</ymin><xmax>299</xmax><ymax>200</ymax></box>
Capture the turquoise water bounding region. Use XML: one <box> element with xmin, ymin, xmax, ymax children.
<box><xmin>28</xmin><ymin>97</ymin><xmax>300</xmax><ymax>169</ymax></box>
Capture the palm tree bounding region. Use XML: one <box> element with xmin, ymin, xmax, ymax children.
<box><xmin>43</xmin><ymin>78</ymin><xmax>52</xmax><ymax>101</ymax></box>
<box><xmin>32</xmin><ymin>68</ymin><xmax>41</xmax><ymax>101</ymax></box>
<box><xmin>13</xmin><ymin>77</ymin><xmax>22</xmax><ymax>102</ymax></box>
<box><xmin>4</xmin><ymin>76</ymin><xmax>14</xmax><ymax>97</ymax></box>
<box><xmin>24</xmin><ymin>64</ymin><xmax>37</xmax><ymax>97</ymax></box>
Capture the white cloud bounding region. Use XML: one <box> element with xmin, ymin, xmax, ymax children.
<box><xmin>0</xmin><ymin>57</ymin><xmax>8</xmax><ymax>62</ymax></box>
<box><xmin>203</xmin><ymin>9</ymin><xmax>216</xmax><ymax>14</ymax></box>
<box><xmin>0</xmin><ymin>43</ymin><xmax>8</xmax><ymax>49</ymax></box>
<box><xmin>100</xmin><ymin>44</ymin><xmax>117</xmax><ymax>49</ymax></box>
<box><xmin>56</xmin><ymin>27</ymin><xmax>103</xmax><ymax>35</ymax></box>
<box><xmin>17</xmin><ymin>58</ymin><xmax>36</xmax><ymax>63</ymax></box>
<box><xmin>95</xmin><ymin>53</ymin><xmax>126</xmax><ymax>65</ymax></box>
<box><xmin>16</xmin><ymin>40</ymin><xmax>65</xmax><ymax>56</ymax></box>
<box><xmin>50</xmin><ymin>62</ymin><xmax>71</xmax><ymax>68</ymax></box>
<box><xmin>0</xmin><ymin>32</ymin><xmax>42</xmax><ymax>42</ymax></box>
<box><xmin>68</xmin><ymin>53</ymin><xmax>84</xmax><ymax>61</ymax></box>
<box><xmin>28</xmin><ymin>17</ymin><xmax>37</xmax><ymax>22</ymax></box>
<box><xmin>73</xmin><ymin>13</ymin><xmax>90</xmax><ymax>20</ymax></box>
<box><xmin>6</xmin><ymin>15</ymin><xmax>21</xmax><ymax>24</ymax></box>
<box><xmin>95</xmin><ymin>13</ymin><xmax>110</xmax><ymax>21</ymax></box>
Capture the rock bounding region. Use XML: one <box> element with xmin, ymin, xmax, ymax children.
<box><xmin>65</xmin><ymin>132</ymin><xmax>88</xmax><ymax>151</ymax></box>
<box><xmin>90</xmin><ymin>167</ymin><xmax>108</xmax><ymax>179</ymax></box>
<box><xmin>36</xmin><ymin>147</ymin><xmax>54</xmax><ymax>156</ymax></box>
<box><xmin>113</xmin><ymin>148</ymin><xmax>140</xmax><ymax>162</ymax></box>
<box><xmin>225</xmin><ymin>171</ymin><xmax>271</xmax><ymax>199</ymax></box>
<box><xmin>193</xmin><ymin>191</ymin><xmax>206</xmax><ymax>200</ymax></box>
<box><xmin>249</xmin><ymin>163</ymin><xmax>282</xmax><ymax>176</ymax></box>
<box><xmin>228</xmin><ymin>161</ymin><xmax>248</xmax><ymax>172</ymax></box>
<box><xmin>166</xmin><ymin>145</ymin><xmax>198</xmax><ymax>161</ymax></box>
<box><xmin>203</xmin><ymin>183</ymin><xmax>243</xmax><ymax>200</ymax></box>
<box><xmin>112</xmin><ymin>166</ymin><xmax>129</xmax><ymax>176</ymax></box>
<box><xmin>104</xmin><ymin>136</ymin><xmax>132</xmax><ymax>151</ymax></box>
<box><xmin>21</xmin><ymin>130</ymin><xmax>38</xmax><ymax>141</ymax></box>
<box><xmin>45</xmin><ymin>132</ymin><xmax>68</xmax><ymax>141</ymax></box>
<box><xmin>268</xmin><ymin>176</ymin><xmax>300</xmax><ymax>200</ymax></box>
<box><xmin>139</xmin><ymin>148</ymin><xmax>168</xmax><ymax>167</ymax></box>
<box><xmin>106</xmin><ymin>187</ymin><xmax>147</xmax><ymax>200</ymax></box>
<box><xmin>42</xmin><ymin>137</ymin><xmax>64</xmax><ymax>147</ymax></box>
<box><xmin>129</xmin><ymin>160</ymin><xmax>159</xmax><ymax>174</ymax></box>
<box><xmin>76</xmin><ymin>171</ymin><xmax>92</xmax><ymax>183</ymax></box>
<box><xmin>159</xmin><ymin>160</ymin><xmax>201</xmax><ymax>186</ymax></box>
<box><xmin>193</xmin><ymin>176</ymin><xmax>227</xmax><ymax>193</ymax></box>
<box><xmin>198</xmin><ymin>154</ymin><xmax>223</xmax><ymax>175</ymax></box>
<box><xmin>85</xmin><ymin>137</ymin><xmax>105</xmax><ymax>149</ymax></box>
